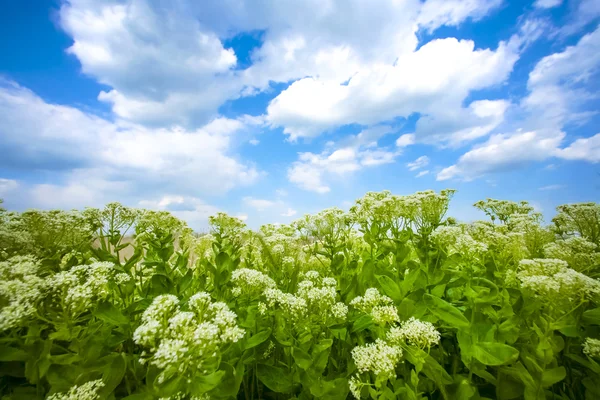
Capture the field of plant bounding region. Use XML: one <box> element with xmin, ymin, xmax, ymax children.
<box><xmin>1</xmin><ymin>190</ymin><xmax>600</xmax><ymax>400</ymax></box>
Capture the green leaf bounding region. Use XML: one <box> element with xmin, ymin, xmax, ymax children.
<box><xmin>473</xmin><ymin>342</ymin><xmax>519</xmax><ymax>366</ymax></box>
<box><xmin>541</xmin><ymin>367</ymin><xmax>566</xmax><ymax>387</ymax></box>
<box><xmin>423</xmin><ymin>294</ymin><xmax>470</xmax><ymax>329</ymax></box>
<box><xmin>0</xmin><ymin>346</ymin><xmax>29</xmax><ymax>362</ymax></box>
<box><xmin>376</xmin><ymin>275</ymin><xmax>403</xmax><ymax>302</ymax></box>
<box><xmin>94</xmin><ymin>302</ymin><xmax>130</xmax><ymax>326</ymax></box>
<box><xmin>351</xmin><ymin>314</ymin><xmax>373</xmax><ymax>333</ymax></box>
<box><xmin>100</xmin><ymin>354</ymin><xmax>126</xmax><ymax>396</ymax></box>
<box><xmin>245</xmin><ymin>329</ymin><xmax>272</xmax><ymax>350</ymax></box>
<box><xmin>189</xmin><ymin>370</ymin><xmax>226</xmax><ymax>395</ymax></box>
<box><xmin>257</xmin><ymin>364</ymin><xmax>294</xmax><ymax>393</ymax></box>
<box><xmin>292</xmin><ymin>347</ymin><xmax>313</xmax><ymax>370</ymax></box>
<box><xmin>582</xmin><ymin>308</ymin><xmax>600</xmax><ymax>326</ymax></box>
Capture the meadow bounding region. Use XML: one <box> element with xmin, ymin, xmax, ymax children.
<box><xmin>1</xmin><ymin>190</ymin><xmax>599</xmax><ymax>400</ymax></box>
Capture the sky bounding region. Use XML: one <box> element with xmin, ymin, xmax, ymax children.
<box><xmin>0</xmin><ymin>0</ymin><xmax>599</xmax><ymax>230</ymax></box>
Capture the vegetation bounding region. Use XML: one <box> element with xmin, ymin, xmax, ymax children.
<box><xmin>1</xmin><ymin>191</ymin><xmax>600</xmax><ymax>400</ymax></box>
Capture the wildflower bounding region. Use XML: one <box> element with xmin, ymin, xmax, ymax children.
<box><xmin>0</xmin><ymin>257</ymin><xmax>45</xmax><ymax>331</ymax></box>
<box><xmin>46</xmin><ymin>379</ymin><xmax>104</xmax><ymax>400</ymax></box>
<box><xmin>231</xmin><ymin>268</ymin><xmax>276</xmax><ymax>296</ymax></box>
<box><xmin>517</xmin><ymin>258</ymin><xmax>600</xmax><ymax>303</ymax></box>
<box><xmin>583</xmin><ymin>338</ymin><xmax>600</xmax><ymax>358</ymax></box>
<box><xmin>351</xmin><ymin>339</ymin><xmax>403</xmax><ymax>379</ymax></box>
<box><xmin>133</xmin><ymin>292</ymin><xmax>244</xmax><ymax>389</ymax></box>
<box><xmin>348</xmin><ymin>375</ymin><xmax>363</xmax><ymax>399</ymax></box>
<box><xmin>331</xmin><ymin>302</ymin><xmax>348</xmax><ymax>319</ymax></box>
<box><xmin>387</xmin><ymin>317</ymin><xmax>441</xmax><ymax>349</ymax></box>
<box><xmin>49</xmin><ymin>261</ymin><xmax>115</xmax><ymax>317</ymax></box>
<box><xmin>351</xmin><ymin>288</ymin><xmax>399</xmax><ymax>324</ymax></box>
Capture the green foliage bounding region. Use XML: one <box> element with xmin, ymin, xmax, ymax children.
<box><xmin>1</xmin><ymin>191</ymin><xmax>600</xmax><ymax>400</ymax></box>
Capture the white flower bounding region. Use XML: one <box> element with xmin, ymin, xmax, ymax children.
<box><xmin>46</xmin><ymin>379</ymin><xmax>104</xmax><ymax>400</ymax></box>
<box><xmin>583</xmin><ymin>338</ymin><xmax>600</xmax><ymax>358</ymax></box>
<box><xmin>133</xmin><ymin>292</ymin><xmax>244</xmax><ymax>385</ymax></box>
<box><xmin>231</xmin><ymin>268</ymin><xmax>277</xmax><ymax>296</ymax></box>
<box><xmin>351</xmin><ymin>339</ymin><xmax>403</xmax><ymax>379</ymax></box>
<box><xmin>331</xmin><ymin>302</ymin><xmax>348</xmax><ymax>319</ymax></box>
<box><xmin>351</xmin><ymin>288</ymin><xmax>398</xmax><ymax>324</ymax></box>
<box><xmin>387</xmin><ymin>317</ymin><xmax>441</xmax><ymax>349</ymax></box>
<box><xmin>348</xmin><ymin>375</ymin><xmax>362</xmax><ymax>399</ymax></box>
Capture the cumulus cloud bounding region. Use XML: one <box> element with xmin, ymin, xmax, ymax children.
<box><xmin>267</xmin><ymin>37</ymin><xmax>519</xmax><ymax>141</ymax></box>
<box><xmin>416</xmin><ymin>170</ymin><xmax>430</xmax><ymax>178</ymax></box>
<box><xmin>439</xmin><ymin>25</ymin><xmax>600</xmax><ymax>180</ymax></box>
<box><xmin>0</xmin><ymin>81</ymin><xmax>259</xmax><ymax>213</ymax></box>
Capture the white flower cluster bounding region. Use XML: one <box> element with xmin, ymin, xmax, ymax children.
<box><xmin>348</xmin><ymin>375</ymin><xmax>364</xmax><ymax>399</ymax></box>
<box><xmin>263</xmin><ymin>272</ymin><xmax>347</xmax><ymax>322</ymax></box>
<box><xmin>583</xmin><ymin>337</ymin><xmax>600</xmax><ymax>358</ymax></box>
<box><xmin>46</xmin><ymin>379</ymin><xmax>104</xmax><ymax>400</ymax></box>
<box><xmin>350</xmin><ymin>288</ymin><xmax>399</xmax><ymax>324</ymax></box>
<box><xmin>351</xmin><ymin>339</ymin><xmax>403</xmax><ymax>379</ymax></box>
<box><xmin>49</xmin><ymin>262</ymin><xmax>115</xmax><ymax>317</ymax></box>
<box><xmin>518</xmin><ymin>259</ymin><xmax>600</xmax><ymax>303</ymax></box>
<box><xmin>231</xmin><ymin>268</ymin><xmax>276</xmax><ymax>296</ymax></box>
<box><xmin>430</xmin><ymin>226</ymin><xmax>487</xmax><ymax>262</ymax></box>
<box><xmin>387</xmin><ymin>317</ymin><xmax>441</xmax><ymax>349</ymax></box>
<box><xmin>544</xmin><ymin>237</ymin><xmax>600</xmax><ymax>273</ymax></box>
<box><xmin>0</xmin><ymin>256</ymin><xmax>45</xmax><ymax>331</ymax></box>
<box><xmin>133</xmin><ymin>292</ymin><xmax>244</xmax><ymax>385</ymax></box>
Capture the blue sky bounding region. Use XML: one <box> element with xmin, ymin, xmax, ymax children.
<box><xmin>0</xmin><ymin>0</ymin><xmax>599</xmax><ymax>229</ymax></box>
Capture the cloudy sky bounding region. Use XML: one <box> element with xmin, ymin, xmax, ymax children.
<box><xmin>0</xmin><ymin>0</ymin><xmax>599</xmax><ymax>229</ymax></box>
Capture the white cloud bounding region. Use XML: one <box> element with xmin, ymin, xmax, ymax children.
<box><xmin>249</xmin><ymin>139</ymin><xmax>260</xmax><ymax>145</ymax></box>
<box><xmin>436</xmin><ymin>129</ymin><xmax>566</xmax><ymax>181</ymax></box>
<box><xmin>57</xmin><ymin>0</ymin><xmax>506</xmax><ymax>129</ymax></box>
<box><xmin>281</xmin><ymin>208</ymin><xmax>297</xmax><ymax>217</ymax></box>
<box><xmin>267</xmin><ymin>37</ymin><xmax>519</xmax><ymax>141</ymax></box>
<box><xmin>416</xmin><ymin>170</ymin><xmax>430</xmax><ymax>178</ymax></box>
<box><xmin>396</xmin><ymin>134</ymin><xmax>415</xmax><ymax>147</ymax></box>
<box><xmin>60</xmin><ymin>0</ymin><xmax>240</xmax><ymax>126</ymax></box>
<box><xmin>407</xmin><ymin>156</ymin><xmax>430</xmax><ymax>171</ymax></box>
<box><xmin>523</xmin><ymin>26</ymin><xmax>600</xmax><ymax>128</ymax></box>
<box><xmin>0</xmin><ymin>178</ymin><xmax>18</xmax><ymax>198</ymax></box>
<box><xmin>539</xmin><ymin>184</ymin><xmax>564</xmax><ymax>190</ymax></box>
<box><xmin>439</xmin><ymin>25</ymin><xmax>600</xmax><ymax>181</ymax></box>
<box><xmin>418</xmin><ymin>0</ymin><xmax>503</xmax><ymax>31</ymax></box>
<box><xmin>414</xmin><ymin>99</ymin><xmax>510</xmax><ymax>146</ymax></box>
<box><xmin>288</xmin><ymin>126</ymin><xmax>400</xmax><ymax>192</ymax></box>
<box><xmin>533</xmin><ymin>0</ymin><xmax>562</xmax><ymax>9</ymax></box>
<box><xmin>0</xmin><ymin>81</ymin><xmax>259</xmax><ymax>212</ymax></box>
<box><xmin>243</xmin><ymin>197</ymin><xmax>277</xmax><ymax>211</ymax></box>
<box><xmin>555</xmin><ymin>133</ymin><xmax>600</xmax><ymax>163</ymax></box>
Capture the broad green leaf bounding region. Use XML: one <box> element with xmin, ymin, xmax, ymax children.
<box><xmin>351</xmin><ymin>314</ymin><xmax>373</xmax><ymax>333</ymax></box>
<box><xmin>582</xmin><ymin>308</ymin><xmax>600</xmax><ymax>326</ymax></box>
<box><xmin>0</xmin><ymin>346</ymin><xmax>29</xmax><ymax>362</ymax></box>
<box><xmin>100</xmin><ymin>354</ymin><xmax>126</xmax><ymax>396</ymax></box>
<box><xmin>473</xmin><ymin>342</ymin><xmax>519</xmax><ymax>366</ymax></box>
<box><xmin>245</xmin><ymin>329</ymin><xmax>272</xmax><ymax>350</ymax></box>
<box><xmin>292</xmin><ymin>347</ymin><xmax>313</xmax><ymax>370</ymax></box>
<box><xmin>376</xmin><ymin>275</ymin><xmax>402</xmax><ymax>302</ymax></box>
<box><xmin>189</xmin><ymin>370</ymin><xmax>226</xmax><ymax>395</ymax></box>
<box><xmin>257</xmin><ymin>364</ymin><xmax>294</xmax><ymax>393</ymax></box>
<box><xmin>94</xmin><ymin>301</ymin><xmax>130</xmax><ymax>326</ymax></box>
<box><xmin>541</xmin><ymin>366</ymin><xmax>566</xmax><ymax>387</ymax></box>
<box><xmin>423</xmin><ymin>293</ymin><xmax>470</xmax><ymax>329</ymax></box>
